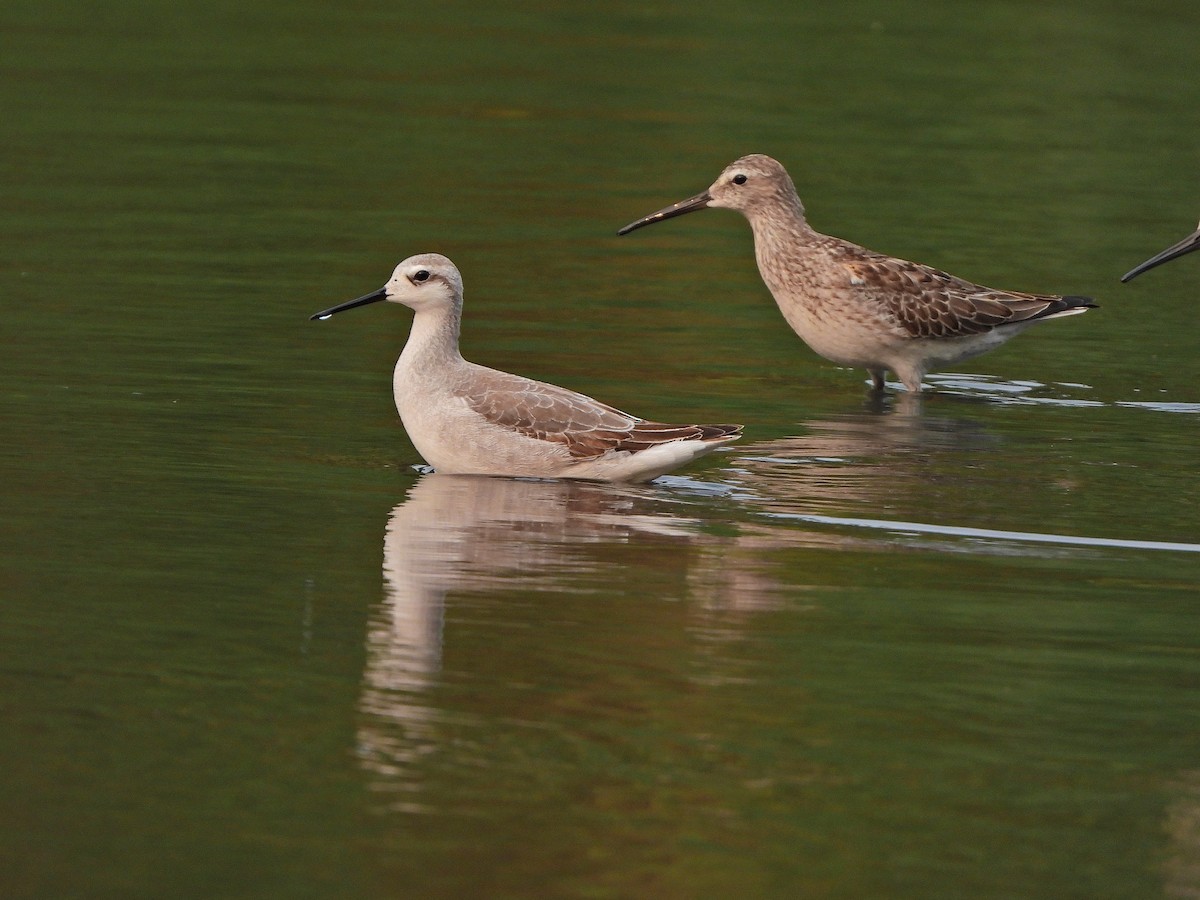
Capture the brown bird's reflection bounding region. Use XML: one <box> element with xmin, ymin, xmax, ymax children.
<box><xmin>723</xmin><ymin>399</ymin><xmax>999</xmax><ymax>516</ymax></box>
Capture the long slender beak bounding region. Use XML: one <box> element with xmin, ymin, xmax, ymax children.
<box><xmin>617</xmin><ymin>190</ymin><xmax>712</xmax><ymax>236</ymax></box>
<box><xmin>309</xmin><ymin>287</ymin><xmax>388</xmax><ymax>321</ymax></box>
<box><xmin>1121</xmin><ymin>225</ymin><xmax>1200</xmax><ymax>283</ymax></box>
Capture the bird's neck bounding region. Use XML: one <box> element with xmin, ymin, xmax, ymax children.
<box><xmin>399</xmin><ymin>305</ymin><xmax>465</xmax><ymax>377</ymax></box>
<box><xmin>745</xmin><ymin>193</ymin><xmax>819</xmax><ymax>290</ymax></box>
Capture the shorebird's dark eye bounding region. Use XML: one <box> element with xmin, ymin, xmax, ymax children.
<box><xmin>413</xmin><ymin>270</ymin><xmax>430</xmax><ymax>282</ymax></box>
<box><xmin>732</xmin><ymin>173</ymin><xmax>748</xmax><ymax>185</ymax></box>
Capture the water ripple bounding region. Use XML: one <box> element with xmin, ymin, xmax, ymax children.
<box><xmin>764</xmin><ymin>511</ymin><xmax>1200</xmax><ymax>555</ymax></box>
<box><xmin>925</xmin><ymin>373</ymin><xmax>1200</xmax><ymax>413</ymax></box>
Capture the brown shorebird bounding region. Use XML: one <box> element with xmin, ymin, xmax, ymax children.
<box><xmin>310</xmin><ymin>253</ymin><xmax>741</xmax><ymax>482</ymax></box>
<box><xmin>618</xmin><ymin>154</ymin><xmax>1097</xmax><ymax>393</ymax></box>
<box><xmin>1122</xmin><ymin>220</ymin><xmax>1200</xmax><ymax>282</ymax></box>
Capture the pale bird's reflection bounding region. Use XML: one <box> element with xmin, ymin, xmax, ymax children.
<box><xmin>355</xmin><ymin>473</ymin><xmax>785</xmax><ymax>808</ymax></box>
<box><xmin>359</xmin><ymin>475</ymin><xmax>627</xmax><ymax>802</ymax></box>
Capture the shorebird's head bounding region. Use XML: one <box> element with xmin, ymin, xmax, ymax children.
<box><xmin>1121</xmin><ymin>220</ymin><xmax>1200</xmax><ymax>283</ymax></box>
<box><xmin>706</xmin><ymin>154</ymin><xmax>800</xmax><ymax>215</ymax></box>
<box><xmin>310</xmin><ymin>253</ymin><xmax>463</xmax><ymax>321</ymax></box>
<box><xmin>617</xmin><ymin>153</ymin><xmax>802</xmax><ymax>235</ymax></box>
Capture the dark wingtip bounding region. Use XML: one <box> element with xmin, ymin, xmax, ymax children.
<box><xmin>1063</xmin><ymin>295</ymin><xmax>1099</xmax><ymax>309</ymax></box>
<box><xmin>699</xmin><ymin>423</ymin><xmax>744</xmax><ymax>440</ymax></box>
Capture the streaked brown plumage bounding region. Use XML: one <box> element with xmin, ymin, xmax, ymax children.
<box><xmin>619</xmin><ymin>154</ymin><xmax>1097</xmax><ymax>392</ymax></box>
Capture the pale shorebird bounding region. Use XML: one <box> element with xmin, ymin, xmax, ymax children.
<box><xmin>1121</xmin><ymin>220</ymin><xmax>1200</xmax><ymax>282</ymax></box>
<box><xmin>310</xmin><ymin>254</ymin><xmax>742</xmax><ymax>482</ymax></box>
<box><xmin>618</xmin><ymin>154</ymin><xmax>1097</xmax><ymax>393</ymax></box>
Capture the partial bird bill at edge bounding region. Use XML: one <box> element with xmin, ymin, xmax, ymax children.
<box><xmin>1121</xmin><ymin>223</ymin><xmax>1200</xmax><ymax>283</ymax></box>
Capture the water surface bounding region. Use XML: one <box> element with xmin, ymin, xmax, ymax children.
<box><xmin>3</xmin><ymin>0</ymin><xmax>1199</xmax><ymax>897</ymax></box>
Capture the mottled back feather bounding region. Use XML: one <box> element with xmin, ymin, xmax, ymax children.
<box><xmin>460</xmin><ymin>366</ymin><xmax>741</xmax><ymax>459</ymax></box>
<box><xmin>836</xmin><ymin>242</ymin><xmax>1096</xmax><ymax>339</ymax></box>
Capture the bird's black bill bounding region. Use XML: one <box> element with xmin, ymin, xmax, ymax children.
<box><xmin>1121</xmin><ymin>228</ymin><xmax>1200</xmax><ymax>283</ymax></box>
<box><xmin>309</xmin><ymin>287</ymin><xmax>387</xmax><ymax>321</ymax></box>
<box><xmin>617</xmin><ymin>190</ymin><xmax>712</xmax><ymax>236</ymax></box>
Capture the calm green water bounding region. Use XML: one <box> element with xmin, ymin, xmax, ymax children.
<box><xmin>3</xmin><ymin>0</ymin><xmax>1199</xmax><ymax>897</ymax></box>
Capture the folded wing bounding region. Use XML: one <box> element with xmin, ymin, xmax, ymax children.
<box><xmin>843</xmin><ymin>254</ymin><xmax>1097</xmax><ymax>340</ymax></box>
<box><xmin>462</xmin><ymin>368</ymin><xmax>742</xmax><ymax>459</ymax></box>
